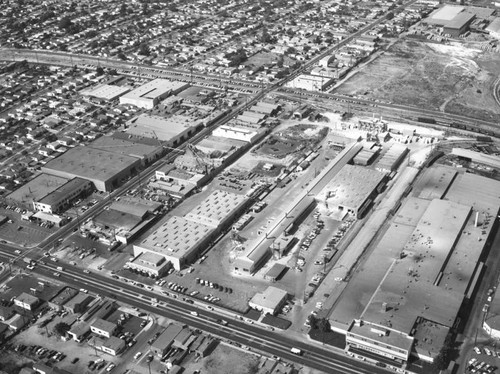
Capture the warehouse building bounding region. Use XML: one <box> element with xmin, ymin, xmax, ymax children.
<box><xmin>126</xmin><ymin>252</ymin><xmax>171</xmax><ymax>278</ymax></box>
<box><xmin>133</xmin><ymin>216</ymin><xmax>214</xmax><ymax>271</ymax></box>
<box><xmin>249</xmin><ymin>286</ymin><xmax>288</xmax><ymax>315</ymax></box>
<box><xmin>375</xmin><ymin>143</ymin><xmax>409</xmax><ymax>173</ymax></box>
<box><xmin>32</xmin><ymin>177</ymin><xmax>93</xmax><ymax>214</ymax></box>
<box><xmin>42</xmin><ymin>147</ymin><xmax>141</xmax><ymax>192</ymax></box>
<box><xmin>451</xmin><ymin>148</ymin><xmax>500</xmax><ymax>169</ymax></box>
<box><xmin>443</xmin><ymin>12</ymin><xmax>475</xmax><ymax>37</ymax></box>
<box><xmin>126</xmin><ymin>113</ymin><xmax>202</xmax><ymax>145</ymax></box>
<box><xmin>212</xmin><ymin>125</ymin><xmax>261</xmax><ymax>143</ymax></box>
<box><xmin>331</xmin><ymin>169</ymin><xmax>500</xmax><ymax>369</ymax></box>
<box><xmin>151</xmin><ymin>324</ymin><xmax>183</xmax><ymax>357</ymax></box>
<box><xmin>424</xmin><ymin>4</ymin><xmax>476</xmax><ymax>37</ymax></box>
<box><xmin>486</xmin><ymin>17</ymin><xmax>500</xmax><ymax>39</ymax></box>
<box><xmin>134</xmin><ymin>190</ymin><xmax>249</xmax><ymax>270</ymax></box>
<box><xmin>82</xmin><ymin>84</ymin><xmax>131</xmax><ymax>101</ymax></box>
<box><xmin>119</xmin><ymin>79</ymin><xmax>189</xmax><ymax>109</ymax></box>
<box><xmin>184</xmin><ymin>189</ymin><xmax>249</xmax><ymax>228</ymax></box>
<box><xmin>90</xmin><ymin>135</ymin><xmax>164</xmax><ymax>166</ymax></box>
<box><xmin>316</xmin><ymin>164</ymin><xmax>386</xmax><ymax>218</ymax></box>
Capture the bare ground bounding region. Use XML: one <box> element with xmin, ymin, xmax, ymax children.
<box><xmin>335</xmin><ymin>39</ymin><xmax>500</xmax><ymax>122</ymax></box>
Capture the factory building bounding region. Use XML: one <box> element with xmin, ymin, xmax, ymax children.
<box><xmin>119</xmin><ymin>79</ymin><xmax>189</xmax><ymax>109</ymax></box>
<box><xmin>316</xmin><ymin>164</ymin><xmax>386</xmax><ymax>218</ymax></box>
<box><xmin>42</xmin><ymin>147</ymin><xmax>141</xmax><ymax>192</ymax></box>
<box><xmin>134</xmin><ymin>190</ymin><xmax>250</xmax><ymax>270</ymax></box>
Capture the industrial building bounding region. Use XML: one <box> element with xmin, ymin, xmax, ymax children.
<box><xmin>134</xmin><ymin>190</ymin><xmax>250</xmax><ymax>270</ymax></box>
<box><xmin>42</xmin><ymin>146</ymin><xmax>141</xmax><ymax>192</ymax></box>
<box><xmin>7</xmin><ymin>173</ymin><xmax>92</xmax><ymax>213</ymax></box>
<box><xmin>90</xmin><ymin>135</ymin><xmax>164</xmax><ymax>166</ymax></box>
<box><xmin>184</xmin><ymin>189</ymin><xmax>249</xmax><ymax>228</ymax></box>
<box><xmin>443</xmin><ymin>12</ymin><xmax>475</xmax><ymax>37</ymax></box>
<box><xmin>119</xmin><ymin>79</ymin><xmax>189</xmax><ymax>109</ymax></box>
<box><xmin>133</xmin><ymin>216</ymin><xmax>214</xmax><ymax>271</ymax></box>
<box><xmin>126</xmin><ymin>252</ymin><xmax>171</xmax><ymax>278</ymax></box>
<box><xmin>424</xmin><ymin>4</ymin><xmax>476</xmax><ymax>37</ymax></box>
<box><xmin>330</xmin><ymin>166</ymin><xmax>500</xmax><ymax>369</ymax></box>
<box><xmin>212</xmin><ymin>125</ymin><xmax>261</xmax><ymax>143</ymax></box>
<box><xmin>285</xmin><ymin>74</ymin><xmax>334</xmax><ymax>92</ymax></box>
<box><xmin>316</xmin><ymin>164</ymin><xmax>386</xmax><ymax>218</ymax></box>
<box><xmin>126</xmin><ymin>113</ymin><xmax>202</xmax><ymax>145</ymax></box>
<box><xmin>151</xmin><ymin>323</ymin><xmax>184</xmax><ymax>357</ymax></box>
<box><xmin>451</xmin><ymin>148</ymin><xmax>500</xmax><ymax>169</ymax></box>
<box><xmin>249</xmin><ymin>286</ymin><xmax>288</xmax><ymax>315</ymax></box>
<box><xmin>82</xmin><ymin>84</ymin><xmax>131</xmax><ymax>101</ymax></box>
<box><xmin>375</xmin><ymin>143</ymin><xmax>409</xmax><ymax>173</ymax></box>
<box><xmin>486</xmin><ymin>17</ymin><xmax>500</xmax><ymax>39</ymax></box>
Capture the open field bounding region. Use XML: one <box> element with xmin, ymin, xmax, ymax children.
<box><xmin>335</xmin><ymin>39</ymin><xmax>500</xmax><ymax>122</ymax></box>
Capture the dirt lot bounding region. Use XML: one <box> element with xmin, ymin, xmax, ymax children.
<box><xmin>335</xmin><ymin>39</ymin><xmax>500</xmax><ymax>122</ymax></box>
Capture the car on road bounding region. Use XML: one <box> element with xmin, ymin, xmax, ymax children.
<box><xmin>53</xmin><ymin>272</ymin><xmax>60</xmax><ymax>277</ymax></box>
<box><xmin>134</xmin><ymin>352</ymin><xmax>142</xmax><ymax>360</ymax></box>
<box><xmin>106</xmin><ymin>363</ymin><xmax>115</xmax><ymax>371</ymax></box>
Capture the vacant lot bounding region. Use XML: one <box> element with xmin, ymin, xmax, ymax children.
<box><xmin>336</xmin><ymin>39</ymin><xmax>500</xmax><ymax>122</ymax></box>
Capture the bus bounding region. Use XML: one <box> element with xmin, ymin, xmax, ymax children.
<box><xmin>290</xmin><ymin>347</ymin><xmax>302</xmax><ymax>355</ymax></box>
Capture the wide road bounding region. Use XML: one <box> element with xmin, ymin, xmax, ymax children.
<box><xmin>0</xmin><ymin>248</ymin><xmax>389</xmax><ymax>374</ymax></box>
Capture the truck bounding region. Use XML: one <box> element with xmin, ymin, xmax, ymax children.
<box><xmin>290</xmin><ymin>347</ymin><xmax>302</xmax><ymax>355</ymax></box>
<box><xmin>23</xmin><ymin>257</ymin><xmax>34</xmax><ymax>265</ymax></box>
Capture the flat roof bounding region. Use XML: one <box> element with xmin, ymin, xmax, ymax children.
<box><xmin>445</xmin><ymin>12</ymin><xmax>475</xmax><ymax>29</ymax></box>
<box><xmin>7</xmin><ymin>173</ymin><xmax>69</xmax><ymax>203</ymax></box>
<box><xmin>317</xmin><ymin>164</ymin><xmax>385</xmax><ymax>211</ymax></box>
<box><xmin>136</xmin><ymin>216</ymin><xmax>213</xmax><ymax>259</ymax></box>
<box><xmin>348</xmin><ymin>320</ymin><xmax>414</xmax><ymax>354</ymax></box>
<box><xmin>121</xmin><ymin>79</ymin><xmax>187</xmax><ymax>101</ymax></box>
<box><xmin>249</xmin><ymin>286</ymin><xmax>288</xmax><ymax>310</ymax></box>
<box><xmin>426</xmin><ymin>5</ymin><xmax>465</xmax><ymax>25</ymax></box>
<box><xmin>376</xmin><ymin>143</ymin><xmax>408</xmax><ymax>171</ymax></box>
<box><xmin>90</xmin><ymin>135</ymin><xmax>162</xmax><ymax>160</ymax></box>
<box><xmin>196</xmin><ymin>135</ymin><xmax>244</xmax><ymax>154</ymax></box>
<box><xmin>415</xmin><ymin>166</ymin><xmax>457</xmax><ymax>201</ymax></box>
<box><xmin>126</xmin><ymin>113</ymin><xmax>198</xmax><ymax>142</ymax></box>
<box><xmin>91</xmin><ymin>318</ymin><xmax>116</xmax><ymax>333</ymax></box>
<box><xmin>109</xmin><ymin>201</ymin><xmax>153</xmax><ymax>218</ymax></box>
<box><xmin>40</xmin><ymin>177</ymin><xmax>90</xmax><ymax>206</ymax></box>
<box><xmin>152</xmin><ymin>324</ymin><xmax>183</xmax><ymax>350</ymax></box>
<box><xmin>184</xmin><ymin>189</ymin><xmax>248</xmax><ymax>228</ymax></box>
<box><xmin>50</xmin><ymin>287</ymin><xmax>78</xmax><ymax>306</ymax></box>
<box><xmin>265</xmin><ymin>263</ymin><xmax>288</xmax><ymax>279</ymax></box>
<box><xmin>487</xmin><ymin>17</ymin><xmax>500</xmax><ymax>34</ymax></box>
<box><xmin>451</xmin><ymin>148</ymin><xmax>500</xmax><ymax>169</ymax></box>
<box><xmin>94</xmin><ymin>210</ymin><xmax>142</xmax><ymax>231</ymax></box>
<box><xmin>444</xmin><ymin>172</ymin><xmax>500</xmax><ymax>212</ymax></box>
<box><xmin>393</xmin><ymin>197</ymin><xmax>431</xmax><ymax>227</ymax></box>
<box><xmin>83</xmin><ymin>84</ymin><xmax>131</xmax><ymax>100</ymax></box>
<box><xmin>362</xmin><ymin>199</ymin><xmax>471</xmax><ymax>334</ymax></box>
<box><xmin>42</xmin><ymin>146</ymin><xmax>140</xmax><ymax>183</ymax></box>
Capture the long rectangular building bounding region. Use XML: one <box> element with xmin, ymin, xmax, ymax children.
<box><xmin>134</xmin><ymin>190</ymin><xmax>249</xmax><ymax>270</ymax></box>
<box><xmin>119</xmin><ymin>79</ymin><xmax>189</xmax><ymax>109</ymax></box>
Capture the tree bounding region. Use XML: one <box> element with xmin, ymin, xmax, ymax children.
<box><xmin>317</xmin><ymin>318</ymin><xmax>331</xmax><ymax>332</ymax></box>
<box><xmin>53</xmin><ymin>322</ymin><xmax>70</xmax><ymax>337</ymax></box>
<box><xmin>307</xmin><ymin>314</ymin><xmax>318</xmax><ymax>329</ymax></box>
<box><xmin>434</xmin><ymin>335</ymin><xmax>454</xmax><ymax>370</ymax></box>
<box><xmin>58</xmin><ymin>16</ymin><xmax>72</xmax><ymax>30</ymax></box>
<box><xmin>117</xmin><ymin>52</ymin><xmax>127</xmax><ymax>61</ymax></box>
<box><xmin>96</xmin><ymin>66</ymin><xmax>105</xmax><ymax>76</ymax></box>
<box><xmin>138</xmin><ymin>43</ymin><xmax>150</xmax><ymax>56</ymax></box>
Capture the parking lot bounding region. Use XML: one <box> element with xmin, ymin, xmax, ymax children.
<box><xmin>466</xmin><ymin>345</ymin><xmax>499</xmax><ymax>373</ymax></box>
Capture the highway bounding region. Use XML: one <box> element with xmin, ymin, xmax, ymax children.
<box><xmin>0</xmin><ymin>247</ymin><xmax>387</xmax><ymax>374</ymax></box>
